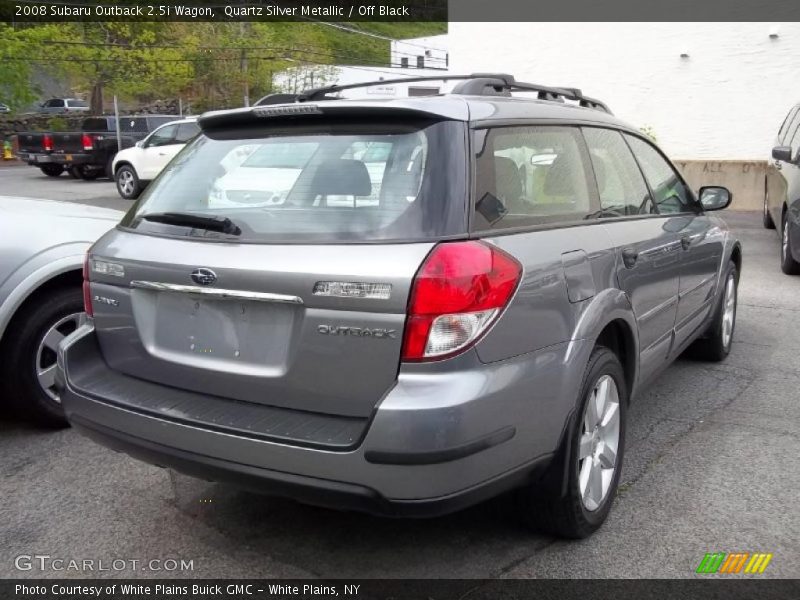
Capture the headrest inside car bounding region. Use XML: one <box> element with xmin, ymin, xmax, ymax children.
<box><xmin>311</xmin><ymin>159</ymin><xmax>372</xmax><ymax>197</ymax></box>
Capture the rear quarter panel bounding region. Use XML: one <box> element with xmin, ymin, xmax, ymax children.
<box><xmin>0</xmin><ymin>208</ymin><xmax>121</xmax><ymax>342</ymax></box>
<box><xmin>475</xmin><ymin>222</ymin><xmax>619</xmax><ymax>363</ymax></box>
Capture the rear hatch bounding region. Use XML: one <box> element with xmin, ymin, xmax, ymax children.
<box><xmin>86</xmin><ymin>109</ymin><xmax>468</xmax><ymax>418</ymax></box>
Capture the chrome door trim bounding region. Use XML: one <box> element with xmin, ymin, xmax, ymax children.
<box><xmin>130</xmin><ymin>281</ymin><xmax>304</xmax><ymax>305</ymax></box>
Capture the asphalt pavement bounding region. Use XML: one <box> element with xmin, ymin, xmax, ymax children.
<box><xmin>0</xmin><ymin>162</ymin><xmax>129</xmax><ymax>212</ymax></box>
<box><xmin>0</xmin><ymin>165</ymin><xmax>798</xmax><ymax>578</ymax></box>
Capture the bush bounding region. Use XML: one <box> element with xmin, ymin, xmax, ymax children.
<box><xmin>46</xmin><ymin>116</ymin><xmax>69</xmax><ymax>132</ymax></box>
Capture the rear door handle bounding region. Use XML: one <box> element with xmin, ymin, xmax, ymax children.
<box><xmin>621</xmin><ymin>248</ymin><xmax>639</xmax><ymax>269</ymax></box>
<box><xmin>681</xmin><ymin>235</ymin><xmax>692</xmax><ymax>250</ymax></box>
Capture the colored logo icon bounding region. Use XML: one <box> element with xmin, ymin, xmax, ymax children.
<box><xmin>696</xmin><ymin>552</ymin><xmax>773</xmax><ymax>574</ymax></box>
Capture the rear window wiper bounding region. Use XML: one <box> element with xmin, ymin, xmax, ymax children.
<box><xmin>140</xmin><ymin>212</ymin><xmax>242</xmax><ymax>235</ymax></box>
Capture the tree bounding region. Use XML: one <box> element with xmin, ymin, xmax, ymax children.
<box><xmin>0</xmin><ymin>24</ymin><xmax>43</xmax><ymax>110</ymax></box>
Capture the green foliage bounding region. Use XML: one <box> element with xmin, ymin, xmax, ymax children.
<box><xmin>46</xmin><ymin>116</ymin><xmax>68</xmax><ymax>131</ymax></box>
<box><xmin>0</xmin><ymin>24</ymin><xmax>42</xmax><ymax>110</ymax></box>
<box><xmin>639</xmin><ymin>125</ymin><xmax>658</xmax><ymax>142</ymax></box>
<box><xmin>0</xmin><ymin>21</ymin><xmax>447</xmax><ymax>113</ymax></box>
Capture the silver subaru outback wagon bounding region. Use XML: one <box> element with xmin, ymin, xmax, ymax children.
<box><xmin>57</xmin><ymin>74</ymin><xmax>741</xmax><ymax>538</ymax></box>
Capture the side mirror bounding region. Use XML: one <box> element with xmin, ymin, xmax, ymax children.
<box><xmin>699</xmin><ymin>186</ymin><xmax>732</xmax><ymax>211</ymax></box>
<box><xmin>135</xmin><ymin>141</ymin><xmax>144</xmax><ymax>148</ymax></box>
<box><xmin>772</xmin><ymin>145</ymin><xmax>793</xmax><ymax>162</ymax></box>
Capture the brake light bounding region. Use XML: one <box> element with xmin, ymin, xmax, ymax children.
<box><xmin>81</xmin><ymin>134</ymin><xmax>94</xmax><ymax>151</ymax></box>
<box><xmin>82</xmin><ymin>253</ymin><xmax>93</xmax><ymax>317</ymax></box>
<box><xmin>401</xmin><ymin>241</ymin><xmax>522</xmax><ymax>361</ymax></box>
<box><xmin>43</xmin><ymin>134</ymin><xmax>53</xmax><ymax>152</ymax></box>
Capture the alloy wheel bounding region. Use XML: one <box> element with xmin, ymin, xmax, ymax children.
<box><xmin>721</xmin><ymin>273</ymin><xmax>736</xmax><ymax>349</ymax></box>
<box><xmin>578</xmin><ymin>374</ymin><xmax>621</xmax><ymax>511</ymax></box>
<box><xmin>783</xmin><ymin>220</ymin><xmax>790</xmax><ymax>262</ymax></box>
<box><xmin>118</xmin><ymin>170</ymin><xmax>135</xmax><ymax>197</ymax></box>
<box><xmin>35</xmin><ymin>312</ymin><xmax>81</xmax><ymax>403</ymax></box>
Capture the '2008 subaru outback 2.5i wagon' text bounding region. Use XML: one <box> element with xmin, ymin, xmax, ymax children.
<box><xmin>57</xmin><ymin>74</ymin><xmax>741</xmax><ymax>538</ymax></box>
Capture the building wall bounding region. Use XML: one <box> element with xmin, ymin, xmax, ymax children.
<box><xmin>449</xmin><ymin>23</ymin><xmax>800</xmax><ymax>161</ymax></box>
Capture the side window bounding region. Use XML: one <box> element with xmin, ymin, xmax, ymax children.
<box><xmin>788</xmin><ymin>116</ymin><xmax>800</xmax><ymax>159</ymax></box>
<box><xmin>145</xmin><ymin>125</ymin><xmax>177</xmax><ymax>148</ymax></box>
<box><xmin>474</xmin><ymin>126</ymin><xmax>595</xmax><ymax>229</ymax></box>
<box><xmin>47</xmin><ymin>99</ymin><xmax>64</xmax><ymax>108</ymax></box>
<box><xmin>583</xmin><ymin>128</ymin><xmax>655</xmax><ymax>216</ymax></box>
<box><xmin>778</xmin><ymin>105</ymin><xmax>800</xmax><ymax>143</ymax></box>
<box><xmin>174</xmin><ymin>123</ymin><xmax>200</xmax><ymax>143</ymax></box>
<box><xmin>625</xmin><ymin>135</ymin><xmax>696</xmax><ymax>215</ymax></box>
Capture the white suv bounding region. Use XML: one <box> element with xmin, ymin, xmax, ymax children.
<box><xmin>112</xmin><ymin>118</ymin><xmax>199</xmax><ymax>199</ymax></box>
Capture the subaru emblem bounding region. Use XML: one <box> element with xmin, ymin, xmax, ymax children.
<box><xmin>191</xmin><ymin>268</ymin><xmax>217</xmax><ymax>286</ymax></box>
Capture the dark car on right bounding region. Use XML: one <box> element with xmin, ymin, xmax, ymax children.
<box><xmin>766</xmin><ymin>102</ymin><xmax>800</xmax><ymax>274</ymax></box>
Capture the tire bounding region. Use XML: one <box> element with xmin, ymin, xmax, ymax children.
<box><xmin>0</xmin><ymin>287</ymin><xmax>83</xmax><ymax>427</ymax></box>
<box><xmin>39</xmin><ymin>164</ymin><xmax>64</xmax><ymax>177</ymax></box>
<box><xmin>115</xmin><ymin>164</ymin><xmax>142</xmax><ymax>199</ymax></box>
<box><xmin>763</xmin><ymin>193</ymin><xmax>775</xmax><ymax>229</ymax></box>
<box><xmin>516</xmin><ymin>346</ymin><xmax>627</xmax><ymax>538</ymax></box>
<box><xmin>68</xmin><ymin>165</ymin><xmax>81</xmax><ymax>179</ymax></box>
<box><xmin>105</xmin><ymin>154</ymin><xmax>116</xmax><ymax>180</ymax></box>
<box><xmin>780</xmin><ymin>214</ymin><xmax>800</xmax><ymax>275</ymax></box>
<box><xmin>690</xmin><ymin>261</ymin><xmax>738</xmax><ymax>361</ymax></box>
<box><xmin>77</xmin><ymin>166</ymin><xmax>100</xmax><ymax>181</ymax></box>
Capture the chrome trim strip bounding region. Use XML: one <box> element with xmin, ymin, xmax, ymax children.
<box><xmin>129</xmin><ymin>281</ymin><xmax>303</xmax><ymax>305</ymax></box>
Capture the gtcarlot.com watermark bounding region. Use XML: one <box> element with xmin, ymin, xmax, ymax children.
<box><xmin>14</xmin><ymin>554</ymin><xmax>195</xmax><ymax>573</ymax></box>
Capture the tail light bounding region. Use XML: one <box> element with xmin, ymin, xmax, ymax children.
<box><xmin>81</xmin><ymin>134</ymin><xmax>94</xmax><ymax>151</ymax></box>
<box><xmin>401</xmin><ymin>241</ymin><xmax>522</xmax><ymax>362</ymax></box>
<box><xmin>82</xmin><ymin>253</ymin><xmax>93</xmax><ymax>317</ymax></box>
<box><xmin>43</xmin><ymin>134</ymin><xmax>53</xmax><ymax>152</ymax></box>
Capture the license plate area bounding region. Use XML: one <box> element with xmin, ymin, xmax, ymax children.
<box><xmin>131</xmin><ymin>289</ymin><xmax>298</xmax><ymax>375</ymax></box>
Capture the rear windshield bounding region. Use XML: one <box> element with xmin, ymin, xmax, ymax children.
<box><xmin>120</xmin><ymin>119</ymin><xmax>467</xmax><ymax>243</ymax></box>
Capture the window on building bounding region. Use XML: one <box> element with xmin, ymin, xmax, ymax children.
<box><xmin>408</xmin><ymin>87</ymin><xmax>439</xmax><ymax>97</ymax></box>
<box><xmin>416</xmin><ymin>56</ymin><xmax>424</xmax><ymax>69</ymax></box>
<box><xmin>400</xmin><ymin>57</ymin><xmax>408</xmax><ymax>68</ymax></box>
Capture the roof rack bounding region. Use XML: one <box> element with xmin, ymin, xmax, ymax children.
<box><xmin>254</xmin><ymin>73</ymin><xmax>612</xmax><ymax>114</ymax></box>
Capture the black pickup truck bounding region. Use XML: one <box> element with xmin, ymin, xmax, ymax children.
<box><xmin>12</xmin><ymin>132</ymin><xmax>65</xmax><ymax>177</ymax></box>
<box><xmin>48</xmin><ymin>115</ymin><xmax>178</xmax><ymax>179</ymax></box>
<box><xmin>16</xmin><ymin>115</ymin><xmax>178</xmax><ymax>179</ymax></box>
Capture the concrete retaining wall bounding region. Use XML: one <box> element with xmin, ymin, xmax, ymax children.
<box><xmin>675</xmin><ymin>160</ymin><xmax>766</xmax><ymax>211</ymax></box>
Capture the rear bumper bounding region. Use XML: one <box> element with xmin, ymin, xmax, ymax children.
<box><xmin>58</xmin><ymin>323</ymin><xmax>585</xmax><ymax>514</ymax></box>
<box><xmin>69</xmin><ymin>414</ymin><xmax>549</xmax><ymax>517</ymax></box>
<box><xmin>50</xmin><ymin>153</ymin><xmax>92</xmax><ymax>165</ymax></box>
<box><xmin>24</xmin><ymin>153</ymin><xmax>52</xmax><ymax>164</ymax></box>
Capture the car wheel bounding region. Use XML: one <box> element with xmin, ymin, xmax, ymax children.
<box><xmin>77</xmin><ymin>166</ymin><xmax>100</xmax><ymax>181</ymax></box>
<box><xmin>0</xmin><ymin>287</ymin><xmax>83</xmax><ymax>427</ymax></box>
<box><xmin>516</xmin><ymin>346</ymin><xmax>626</xmax><ymax>538</ymax></box>
<box><xmin>763</xmin><ymin>193</ymin><xmax>775</xmax><ymax>229</ymax></box>
<box><xmin>689</xmin><ymin>261</ymin><xmax>738</xmax><ymax>361</ymax></box>
<box><xmin>39</xmin><ymin>164</ymin><xmax>64</xmax><ymax>177</ymax></box>
<box><xmin>105</xmin><ymin>155</ymin><xmax>116</xmax><ymax>180</ymax></box>
<box><xmin>116</xmin><ymin>165</ymin><xmax>141</xmax><ymax>199</ymax></box>
<box><xmin>780</xmin><ymin>215</ymin><xmax>800</xmax><ymax>275</ymax></box>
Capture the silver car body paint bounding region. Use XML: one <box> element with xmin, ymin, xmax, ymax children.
<box><xmin>57</xmin><ymin>94</ymin><xmax>741</xmax><ymax>513</ymax></box>
<box><xmin>0</xmin><ymin>196</ymin><xmax>122</xmax><ymax>344</ymax></box>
